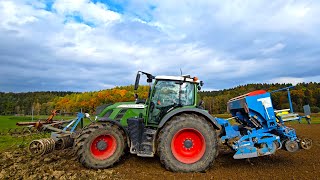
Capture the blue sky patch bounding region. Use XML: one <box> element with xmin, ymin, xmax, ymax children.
<box><xmin>44</xmin><ymin>0</ymin><xmax>54</xmax><ymax>11</ymax></box>
<box><xmin>64</xmin><ymin>13</ymin><xmax>96</xmax><ymax>27</ymax></box>
<box><xmin>91</xmin><ymin>0</ymin><xmax>126</xmax><ymax>14</ymax></box>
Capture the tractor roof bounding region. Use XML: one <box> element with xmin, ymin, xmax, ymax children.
<box><xmin>155</xmin><ymin>75</ymin><xmax>200</xmax><ymax>83</ymax></box>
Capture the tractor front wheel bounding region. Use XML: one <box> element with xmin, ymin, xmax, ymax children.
<box><xmin>74</xmin><ymin>123</ymin><xmax>126</xmax><ymax>169</ymax></box>
<box><xmin>157</xmin><ymin>113</ymin><xmax>218</xmax><ymax>172</ymax></box>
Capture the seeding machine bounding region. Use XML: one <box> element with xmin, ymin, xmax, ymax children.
<box><xmin>22</xmin><ymin>71</ymin><xmax>312</xmax><ymax>172</ymax></box>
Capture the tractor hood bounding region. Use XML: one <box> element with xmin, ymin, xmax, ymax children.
<box><xmin>97</xmin><ymin>102</ymin><xmax>146</xmax><ymax>126</ymax></box>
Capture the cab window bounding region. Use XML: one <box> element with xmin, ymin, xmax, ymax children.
<box><xmin>152</xmin><ymin>80</ymin><xmax>195</xmax><ymax>107</ymax></box>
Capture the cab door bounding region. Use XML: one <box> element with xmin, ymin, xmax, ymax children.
<box><xmin>146</xmin><ymin>80</ymin><xmax>196</xmax><ymax>125</ymax></box>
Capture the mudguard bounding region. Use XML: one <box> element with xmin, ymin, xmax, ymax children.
<box><xmin>97</xmin><ymin>118</ymin><xmax>131</xmax><ymax>147</ymax></box>
<box><xmin>158</xmin><ymin>108</ymin><xmax>221</xmax><ymax>130</ymax></box>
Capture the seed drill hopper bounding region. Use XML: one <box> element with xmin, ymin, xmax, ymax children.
<box><xmin>216</xmin><ymin>90</ymin><xmax>312</xmax><ymax>159</ymax></box>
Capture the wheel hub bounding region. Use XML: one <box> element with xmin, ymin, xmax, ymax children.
<box><xmin>184</xmin><ymin>139</ymin><xmax>193</xmax><ymax>149</ymax></box>
<box><xmin>285</xmin><ymin>140</ymin><xmax>299</xmax><ymax>152</ymax></box>
<box><xmin>97</xmin><ymin>140</ymin><xmax>108</xmax><ymax>151</ymax></box>
<box><xmin>171</xmin><ymin>128</ymin><xmax>206</xmax><ymax>164</ymax></box>
<box><xmin>90</xmin><ymin>134</ymin><xmax>117</xmax><ymax>160</ymax></box>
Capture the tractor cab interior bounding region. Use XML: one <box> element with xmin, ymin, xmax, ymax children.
<box><xmin>148</xmin><ymin>80</ymin><xmax>195</xmax><ymax>123</ymax></box>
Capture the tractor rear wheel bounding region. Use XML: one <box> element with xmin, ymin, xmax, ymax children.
<box><xmin>157</xmin><ymin>113</ymin><xmax>218</xmax><ymax>172</ymax></box>
<box><xmin>74</xmin><ymin>123</ymin><xmax>126</xmax><ymax>169</ymax></box>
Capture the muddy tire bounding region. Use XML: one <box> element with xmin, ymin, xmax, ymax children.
<box><xmin>157</xmin><ymin>113</ymin><xmax>218</xmax><ymax>172</ymax></box>
<box><xmin>74</xmin><ymin>123</ymin><xmax>126</xmax><ymax>169</ymax></box>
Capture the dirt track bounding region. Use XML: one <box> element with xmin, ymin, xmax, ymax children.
<box><xmin>1</xmin><ymin>124</ymin><xmax>319</xmax><ymax>180</ymax></box>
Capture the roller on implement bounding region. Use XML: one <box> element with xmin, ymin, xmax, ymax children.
<box><xmin>30</xmin><ymin>71</ymin><xmax>313</xmax><ymax>172</ymax></box>
<box><xmin>28</xmin><ymin>112</ymin><xmax>91</xmax><ymax>155</ymax></box>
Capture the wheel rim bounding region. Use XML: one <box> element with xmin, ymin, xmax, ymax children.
<box><xmin>171</xmin><ymin>128</ymin><xmax>206</xmax><ymax>164</ymax></box>
<box><xmin>90</xmin><ymin>134</ymin><xmax>117</xmax><ymax>160</ymax></box>
<box><xmin>285</xmin><ymin>140</ymin><xmax>299</xmax><ymax>152</ymax></box>
<box><xmin>301</xmin><ymin>138</ymin><xmax>312</xmax><ymax>150</ymax></box>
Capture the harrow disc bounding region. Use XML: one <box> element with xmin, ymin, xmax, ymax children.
<box><xmin>29</xmin><ymin>138</ymin><xmax>55</xmax><ymax>156</ymax></box>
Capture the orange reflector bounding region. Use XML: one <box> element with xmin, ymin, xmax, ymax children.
<box><xmin>193</xmin><ymin>77</ymin><xmax>198</xmax><ymax>81</ymax></box>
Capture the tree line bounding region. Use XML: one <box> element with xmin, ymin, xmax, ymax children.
<box><xmin>0</xmin><ymin>82</ymin><xmax>319</xmax><ymax>115</ymax></box>
<box><xmin>0</xmin><ymin>86</ymin><xmax>149</xmax><ymax>115</ymax></box>
<box><xmin>0</xmin><ymin>91</ymin><xmax>75</xmax><ymax>115</ymax></box>
<box><xmin>199</xmin><ymin>82</ymin><xmax>320</xmax><ymax>114</ymax></box>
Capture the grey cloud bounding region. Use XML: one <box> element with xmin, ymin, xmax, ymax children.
<box><xmin>1</xmin><ymin>0</ymin><xmax>320</xmax><ymax>92</ymax></box>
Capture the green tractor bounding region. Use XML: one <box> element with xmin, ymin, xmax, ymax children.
<box><xmin>74</xmin><ymin>71</ymin><xmax>221</xmax><ymax>172</ymax></box>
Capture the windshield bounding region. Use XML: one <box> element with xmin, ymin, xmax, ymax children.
<box><xmin>152</xmin><ymin>80</ymin><xmax>195</xmax><ymax>106</ymax></box>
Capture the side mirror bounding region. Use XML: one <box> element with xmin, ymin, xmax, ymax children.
<box><xmin>134</xmin><ymin>73</ymin><xmax>140</xmax><ymax>90</ymax></box>
<box><xmin>134</xmin><ymin>93</ymin><xmax>139</xmax><ymax>99</ymax></box>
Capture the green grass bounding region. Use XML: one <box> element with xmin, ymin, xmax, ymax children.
<box><xmin>0</xmin><ymin>115</ymin><xmax>77</xmax><ymax>151</ymax></box>
<box><xmin>0</xmin><ymin>116</ymin><xmax>33</xmax><ymax>130</ymax></box>
<box><xmin>0</xmin><ymin>133</ymin><xmax>50</xmax><ymax>151</ymax></box>
<box><xmin>0</xmin><ymin>115</ymin><xmax>76</xmax><ymax>130</ymax></box>
<box><xmin>310</xmin><ymin>117</ymin><xmax>320</xmax><ymax>123</ymax></box>
<box><xmin>286</xmin><ymin>117</ymin><xmax>320</xmax><ymax>124</ymax></box>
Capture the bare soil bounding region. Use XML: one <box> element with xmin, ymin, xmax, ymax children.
<box><xmin>1</xmin><ymin>124</ymin><xmax>319</xmax><ymax>180</ymax></box>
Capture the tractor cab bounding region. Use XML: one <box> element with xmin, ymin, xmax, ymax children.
<box><xmin>134</xmin><ymin>71</ymin><xmax>202</xmax><ymax>125</ymax></box>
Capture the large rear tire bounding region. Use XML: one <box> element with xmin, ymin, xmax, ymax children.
<box><xmin>74</xmin><ymin>123</ymin><xmax>126</xmax><ymax>169</ymax></box>
<box><xmin>157</xmin><ymin>113</ymin><xmax>218</xmax><ymax>172</ymax></box>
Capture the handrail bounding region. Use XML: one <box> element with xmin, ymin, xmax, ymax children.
<box><xmin>274</xmin><ymin>109</ymin><xmax>290</xmax><ymax>113</ymax></box>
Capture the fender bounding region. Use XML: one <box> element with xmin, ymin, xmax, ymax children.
<box><xmin>158</xmin><ymin>108</ymin><xmax>221</xmax><ymax>130</ymax></box>
<box><xmin>97</xmin><ymin>118</ymin><xmax>131</xmax><ymax>147</ymax></box>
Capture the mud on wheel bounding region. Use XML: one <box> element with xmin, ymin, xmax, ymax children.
<box><xmin>157</xmin><ymin>113</ymin><xmax>218</xmax><ymax>172</ymax></box>
<box><xmin>74</xmin><ymin>123</ymin><xmax>126</xmax><ymax>169</ymax></box>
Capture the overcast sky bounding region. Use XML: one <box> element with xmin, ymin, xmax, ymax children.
<box><xmin>1</xmin><ymin>0</ymin><xmax>320</xmax><ymax>92</ymax></box>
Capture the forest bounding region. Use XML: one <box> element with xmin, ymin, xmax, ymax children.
<box><xmin>201</xmin><ymin>82</ymin><xmax>320</xmax><ymax>114</ymax></box>
<box><xmin>0</xmin><ymin>82</ymin><xmax>320</xmax><ymax>115</ymax></box>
